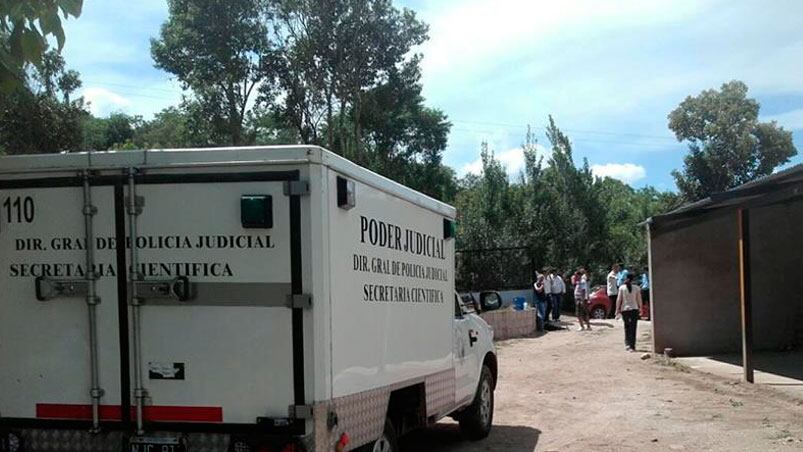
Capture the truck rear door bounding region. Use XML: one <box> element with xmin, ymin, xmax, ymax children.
<box><xmin>0</xmin><ymin>177</ymin><xmax>124</xmax><ymax>424</ymax></box>
<box><xmin>128</xmin><ymin>170</ymin><xmax>302</xmax><ymax>425</ymax></box>
<box><xmin>0</xmin><ymin>169</ymin><xmax>306</xmax><ymax>430</ymax></box>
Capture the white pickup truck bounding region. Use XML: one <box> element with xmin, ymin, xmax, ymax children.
<box><xmin>0</xmin><ymin>146</ymin><xmax>498</xmax><ymax>452</ymax></box>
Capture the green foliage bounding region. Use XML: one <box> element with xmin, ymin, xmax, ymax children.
<box><xmin>151</xmin><ymin>0</ymin><xmax>276</xmax><ymax>145</ymax></box>
<box><xmin>0</xmin><ymin>49</ymin><xmax>86</xmax><ymax>154</ymax></box>
<box><xmin>271</xmin><ymin>0</ymin><xmax>429</xmax><ymax>161</ymax></box>
<box><xmin>82</xmin><ymin>112</ymin><xmax>142</xmax><ymax>151</ymax></box>
<box><xmin>357</xmin><ymin>57</ymin><xmax>454</xmax><ymax>200</ymax></box>
<box><xmin>133</xmin><ymin>106</ymin><xmax>191</xmax><ymax>149</ymax></box>
<box><xmin>1</xmin><ymin>0</ymin><xmax>82</xmax><ymax>93</ymax></box>
<box><xmin>668</xmin><ymin>80</ymin><xmax>797</xmax><ymax>201</ymax></box>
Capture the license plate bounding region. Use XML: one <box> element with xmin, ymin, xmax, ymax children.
<box><xmin>129</xmin><ymin>436</ymin><xmax>187</xmax><ymax>452</ymax></box>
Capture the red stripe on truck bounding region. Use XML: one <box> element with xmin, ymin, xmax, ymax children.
<box><xmin>35</xmin><ymin>404</ymin><xmax>223</xmax><ymax>422</ymax></box>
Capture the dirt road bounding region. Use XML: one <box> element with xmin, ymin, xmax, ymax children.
<box><xmin>402</xmin><ymin>317</ymin><xmax>803</xmax><ymax>451</ymax></box>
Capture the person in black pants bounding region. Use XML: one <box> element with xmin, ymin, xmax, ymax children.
<box><xmin>616</xmin><ymin>273</ymin><xmax>643</xmax><ymax>352</ymax></box>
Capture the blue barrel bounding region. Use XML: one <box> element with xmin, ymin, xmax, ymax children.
<box><xmin>513</xmin><ymin>296</ymin><xmax>526</xmax><ymax>311</ymax></box>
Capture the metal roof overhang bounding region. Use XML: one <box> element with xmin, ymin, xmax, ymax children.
<box><xmin>645</xmin><ymin>164</ymin><xmax>803</xmax><ymax>233</ymax></box>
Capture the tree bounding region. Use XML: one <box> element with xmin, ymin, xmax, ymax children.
<box><xmin>1</xmin><ymin>0</ymin><xmax>82</xmax><ymax>92</ymax></box>
<box><xmin>151</xmin><ymin>0</ymin><xmax>276</xmax><ymax>145</ymax></box>
<box><xmin>271</xmin><ymin>0</ymin><xmax>428</xmax><ymax>162</ymax></box>
<box><xmin>82</xmin><ymin>112</ymin><xmax>142</xmax><ymax>151</ymax></box>
<box><xmin>357</xmin><ymin>57</ymin><xmax>453</xmax><ymax>199</ymax></box>
<box><xmin>132</xmin><ymin>106</ymin><xmax>192</xmax><ymax>149</ymax></box>
<box><xmin>0</xmin><ymin>49</ymin><xmax>86</xmax><ymax>154</ymax></box>
<box><xmin>668</xmin><ymin>80</ymin><xmax>797</xmax><ymax>200</ymax></box>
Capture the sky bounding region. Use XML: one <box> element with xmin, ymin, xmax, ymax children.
<box><xmin>61</xmin><ymin>0</ymin><xmax>803</xmax><ymax>190</ymax></box>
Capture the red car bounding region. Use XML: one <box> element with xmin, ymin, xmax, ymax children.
<box><xmin>585</xmin><ymin>286</ymin><xmax>651</xmax><ymax>320</ymax></box>
<box><xmin>587</xmin><ymin>286</ymin><xmax>612</xmax><ymax>320</ymax></box>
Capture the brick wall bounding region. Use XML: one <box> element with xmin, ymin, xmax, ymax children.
<box><xmin>480</xmin><ymin>309</ymin><xmax>537</xmax><ymax>341</ymax></box>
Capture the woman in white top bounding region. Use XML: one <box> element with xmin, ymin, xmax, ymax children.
<box><xmin>616</xmin><ymin>273</ymin><xmax>643</xmax><ymax>352</ymax></box>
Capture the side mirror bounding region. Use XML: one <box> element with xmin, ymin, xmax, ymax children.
<box><xmin>479</xmin><ymin>291</ymin><xmax>502</xmax><ymax>311</ymax></box>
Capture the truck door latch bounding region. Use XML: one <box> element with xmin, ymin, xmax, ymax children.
<box><xmin>36</xmin><ymin>276</ymin><xmax>92</xmax><ymax>302</ymax></box>
<box><xmin>133</xmin><ymin>276</ymin><xmax>192</xmax><ymax>302</ymax></box>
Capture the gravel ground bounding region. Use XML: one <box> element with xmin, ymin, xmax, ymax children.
<box><xmin>401</xmin><ymin>316</ymin><xmax>803</xmax><ymax>451</ymax></box>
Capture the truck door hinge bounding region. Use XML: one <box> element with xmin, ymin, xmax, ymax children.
<box><xmin>124</xmin><ymin>195</ymin><xmax>145</xmax><ymax>215</ymax></box>
<box><xmin>287</xmin><ymin>294</ymin><xmax>312</xmax><ymax>309</ymax></box>
<box><xmin>288</xmin><ymin>405</ymin><xmax>314</xmax><ymax>420</ymax></box>
<box><xmin>283</xmin><ymin>180</ymin><xmax>310</xmax><ymax>196</ymax></box>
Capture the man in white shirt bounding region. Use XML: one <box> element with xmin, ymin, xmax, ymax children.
<box><xmin>543</xmin><ymin>267</ymin><xmax>554</xmax><ymax>322</ymax></box>
<box><xmin>606</xmin><ymin>263</ymin><xmax>620</xmax><ymax>318</ymax></box>
<box><xmin>548</xmin><ymin>268</ymin><xmax>565</xmax><ymax>322</ymax></box>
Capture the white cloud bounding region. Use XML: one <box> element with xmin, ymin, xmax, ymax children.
<box><xmin>417</xmin><ymin>0</ymin><xmax>704</xmax><ymax>82</ymax></box>
<box><xmin>461</xmin><ymin>158</ymin><xmax>484</xmax><ymax>176</ymax></box>
<box><xmin>763</xmin><ymin>108</ymin><xmax>803</xmax><ymax>130</ymax></box>
<box><xmin>460</xmin><ymin>144</ymin><xmax>550</xmax><ymax>176</ymax></box>
<box><xmin>82</xmin><ymin>87</ymin><xmax>132</xmax><ymax>116</ymax></box>
<box><xmin>590</xmin><ymin>163</ymin><xmax>647</xmax><ymax>184</ymax></box>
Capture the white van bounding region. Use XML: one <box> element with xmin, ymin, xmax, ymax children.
<box><xmin>0</xmin><ymin>146</ymin><xmax>497</xmax><ymax>452</ymax></box>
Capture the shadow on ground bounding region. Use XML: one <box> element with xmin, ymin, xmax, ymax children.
<box><xmin>400</xmin><ymin>424</ymin><xmax>541</xmax><ymax>452</ymax></box>
<box><xmin>710</xmin><ymin>351</ymin><xmax>803</xmax><ymax>383</ymax></box>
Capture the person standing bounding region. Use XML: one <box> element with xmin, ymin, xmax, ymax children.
<box><xmin>543</xmin><ymin>267</ymin><xmax>554</xmax><ymax>322</ymax></box>
<box><xmin>616</xmin><ymin>273</ymin><xmax>643</xmax><ymax>352</ymax></box>
<box><xmin>573</xmin><ymin>268</ymin><xmax>592</xmax><ymax>331</ymax></box>
<box><xmin>640</xmin><ymin>267</ymin><xmax>650</xmax><ymax>319</ymax></box>
<box><xmin>616</xmin><ymin>263</ymin><xmax>629</xmax><ymax>288</ymax></box>
<box><xmin>606</xmin><ymin>264</ymin><xmax>619</xmax><ymax>318</ymax></box>
<box><xmin>551</xmin><ymin>269</ymin><xmax>565</xmax><ymax>322</ymax></box>
<box><xmin>533</xmin><ymin>271</ymin><xmax>546</xmax><ymax>332</ymax></box>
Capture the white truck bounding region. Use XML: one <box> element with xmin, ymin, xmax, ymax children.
<box><xmin>0</xmin><ymin>146</ymin><xmax>498</xmax><ymax>452</ymax></box>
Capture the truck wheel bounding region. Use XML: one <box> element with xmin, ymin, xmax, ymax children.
<box><xmin>459</xmin><ymin>365</ymin><xmax>494</xmax><ymax>440</ymax></box>
<box><xmin>359</xmin><ymin>418</ymin><xmax>398</xmax><ymax>452</ymax></box>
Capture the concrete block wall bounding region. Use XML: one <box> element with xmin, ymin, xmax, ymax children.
<box><xmin>480</xmin><ymin>309</ymin><xmax>537</xmax><ymax>341</ymax></box>
<box><xmin>749</xmin><ymin>199</ymin><xmax>803</xmax><ymax>351</ymax></box>
<box><xmin>651</xmin><ymin>198</ymin><xmax>803</xmax><ymax>356</ymax></box>
<box><xmin>651</xmin><ymin>211</ymin><xmax>741</xmax><ymax>356</ymax></box>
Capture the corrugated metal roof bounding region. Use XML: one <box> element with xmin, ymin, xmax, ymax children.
<box><xmin>648</xmin><ymin>163</ymin><xmax>803</xmax><ymax>226</ymax></box>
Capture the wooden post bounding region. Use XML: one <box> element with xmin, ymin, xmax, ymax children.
<box><xmin>737</xmin><ymin>208</ymin><xmax>754</xmax><ymax>383</ymax></box>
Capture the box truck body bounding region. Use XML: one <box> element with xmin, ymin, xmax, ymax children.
<box><xmin>0</xmin><ymin>146</ymin><xmax>496</xmax><ymax>452</ymax></box>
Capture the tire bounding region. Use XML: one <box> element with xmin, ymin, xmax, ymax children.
<box><xmin>358</xmin><ymin>418</ymin><xmax>398</xmax><ymax>452</ymax></box>
<box><xmin>590</xmin><ymin>306</ymin><xmax>607</xmax><ymax>320</ymax></box>
<box><xmin>459</xmin><ymin>365</ymin><xmax>494</xmax><ymax>440</ymax></box>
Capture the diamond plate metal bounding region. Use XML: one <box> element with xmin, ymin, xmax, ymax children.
<box><xmin>332</xmin><ymin>369</ymin><xmax>458</xmax><ymax>451</ymax></box>
<box><xmin>17</xmin><ymin>429</ymin><xmax>123</xmax><ymax>452</ymax></box>
<box><xmin>12</xmin><ymin>429</ymin><xmax>230</xmax><ymax>452</ymax></box>
<box><xmin>425</xmin><ymin>369</ymin><xmax>456</xmax><ymax>418</ymax></box>
<box><xmin>333</xmin><ymin>386</ymin><xmax>391</xmax><ymax>451</ymax></box>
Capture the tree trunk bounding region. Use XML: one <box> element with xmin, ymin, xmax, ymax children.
<box><xmin>227</xmin><ymin>84</ymin><xmax>241</xmax><ymax>146</ymax></box>
<box><xmin>326</xmin><ymin>87</ymin><xmax>334</xmax><ymax>151</ymax></box>
<box><xmin>339</xmin><ymin>97</ymin><xmax>348</xmax><ymax>158</ymax></box>
<box><xmin>353</xmin><ymin>88</ymin><xmax>363</xmax><ymax>164</ymax></box>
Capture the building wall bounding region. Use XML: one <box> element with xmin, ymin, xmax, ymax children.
<box><xmin>750</xmin><ymin>199</ymin><xmax>803</xmax><ymax>350</ymax></box>
<box><xmin>651</xmin><ymin>198</ymin><xmax>803</xmax><ymax>356</ymax></box>
<box><xmin>651</xmin><ymin>211</ymin><xmax>741</xmax><ymax>356</ymax></box>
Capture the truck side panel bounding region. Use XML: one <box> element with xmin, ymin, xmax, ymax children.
<box><xmin>327</xmin><ymin>169</ymin><xmax>455</xmax><ymax>396</ymax></box>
